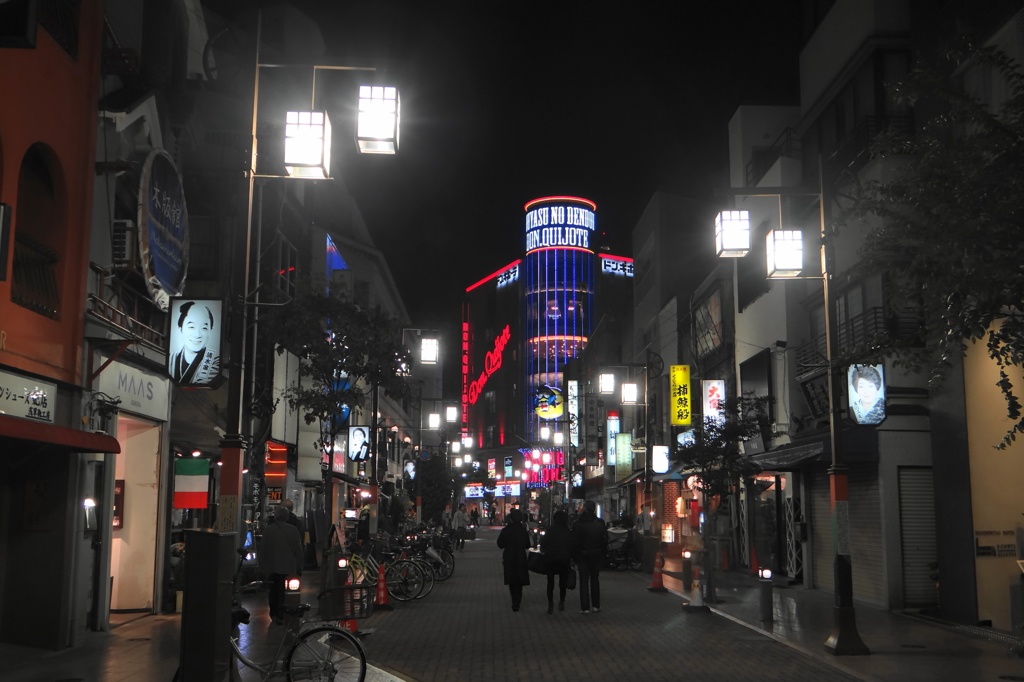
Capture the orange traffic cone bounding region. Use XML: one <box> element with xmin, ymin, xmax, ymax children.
<box><xmin>375</xmin><ymin>564</ymin><xmax>394</xmax><ymax>610</ymax></box>
<box><xmin>647</xmin><ymin>552</ymin><xmax>668</xmax><ymax>592</ymax></box>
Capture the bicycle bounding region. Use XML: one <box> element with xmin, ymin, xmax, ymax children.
<box><xmin>345</xmin><ymin>542</ymin><xmax>427</xmax><ymax>601</ymax></box>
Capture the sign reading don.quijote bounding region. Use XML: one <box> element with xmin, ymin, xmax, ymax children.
<box><xmin>138</xmin><ymin>149</ymin><xmax>189</xmax><ymax>311</ymax></box>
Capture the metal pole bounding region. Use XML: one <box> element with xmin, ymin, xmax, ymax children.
<box><xmin>820</xmin><ymin>157</ymin><xmax>869</xmax><ymax>655</ymax></box>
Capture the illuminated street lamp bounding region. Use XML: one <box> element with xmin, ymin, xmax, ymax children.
<box><xmin>553</xmin><ymin>432</ymin><xmax>564</xmax><ymax>446</ymax></box>
<box><xmin>356</xmin><ymin>85</ymin><xmax>400</xmax><ymax>154</ymax></box>
<box><xmin>621</xmin><ymin>382</ymin><xmax>638</xmax><ymax>405</ymax></box>
<box><xmin>540</xmin><ymin>425</ymin><xmax>551</xmax><ymax>440</ymax></box>
<box><xmin>428</xmin><ymin>413</ymin><xmax>441</xmax><ymax>429</ymax></box>
<box><xmin>420</xmin><ymin>337</ymin><xmax>439</xmax><ymax>364</ymax></box>
<box><xmin>446</xmin><ymin>406</ymin><xmax>458</xmax><ymax>422</ymax></box>
<box><xmin>451</xmin><ymin>441</ymin><xmax>461</xmax><ymax>454</ymax></box>
<box><xmin>599</xmin><ymin>373</ymin><xmax>615</xmax><ymax>394</ymax></box>
<box><xmin>766</xmin><ymin>229</ymin><xmax>804</xmax><ymax>278</ymax></box>
<box><xmin>455</xmin><ymin>456</ymin><xmax>463</xmax><ymax>467</ymax></box>
<box><xmin>715</xmin><ymin>210</ymin><xmax>751</xmax><ymax>257</ymax></box>
<box><xmin>284</xmin><ymin>111</ymin><xmax>332</xmax><ymax>179</ymax></box>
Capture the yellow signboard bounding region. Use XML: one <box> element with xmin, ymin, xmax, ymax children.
<box><xmin>670</xmin><ymin>365</ymin><xmax>692</xmax><ymax>425</ymax></box>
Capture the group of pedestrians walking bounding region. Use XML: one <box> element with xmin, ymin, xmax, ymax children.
<box><xmin>496</xmin><ymin>499</ymin><xmax>607</xmax><ymax>614</ymax></box>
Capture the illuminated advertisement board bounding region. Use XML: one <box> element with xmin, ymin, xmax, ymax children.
<box><xmin>848</xmin><ymin>364</ymin><xmax>886</xmax><ymax>425</ymax></box>
<box><xmin>465</xmin><ymin>484</ymin><xmax>484</xmax><ymax>498</ymax></box>
<box><xmin>168</xmin><ymin>298</ymin><xmax>222</xmax><ymax>386</ymax></box>
<box><xmin>599</xmin><ymin>253</ymin><xmax>634</xmax><ymax>277</ymax></box>
<box><xmin>524</xmin><ymin>203</ymin><xmax>596</xmax><ymax>253</ymax></box>
<box><xmin>568</xmin><ymin>380</ymin><xmax>579</xmax><ymax>447</ymax></box>
<box><xmin>670</xmin><ymin>365</ymin><xmax>692</xmax><ymax>425</ymax></box>
<box><xmin>494</xmin><ymin>483</ymin><xmax>521</xmax><ymax>497</ymax></box>
<box><xmin>606</xmin><ymin>412</ymin><xmax>620</xmax><ymax>465</ymax></box>
<box><xmin>702</xmin><ymin>379</ymin><xmax>726</xmax><ymax>423</ymax></box>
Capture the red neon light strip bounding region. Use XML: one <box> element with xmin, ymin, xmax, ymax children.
<box><xmin>265</xmin><ymin>459</ymin><xmax>288</xmax><ymax>464</ymax></box>
<box><xmin>465</xmin><ymin>259</ymin><xmax>522</xmax><ymax>292</ymax></box>
<box><xmin>265</xmin><ymin>473</ymin><xmax>287</xmax><ymax>477</ymax></box>
<box><xmin>598</xmin><ymin>253</ymin><xmax>633</xmax><ymax>263</ymax></box>
<box><xmin>523</xmin><ymin>196</ymin><xmax>597</xmax><ymax>212</ymax></box>
<box><xmin>526</xmin><ymin>246</ymin><xmax>592</xmax><ymax>256</ymax></box>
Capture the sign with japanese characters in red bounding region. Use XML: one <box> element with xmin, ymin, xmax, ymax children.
<box><xmin>702</xmin><ymin>380</ymin><xmax>726</xmax><ymax>423</ymax></box>
<box><xmin>670</xmin><ymin>365</ymin><xmax>692</xmax><ymax>426</ymax></box>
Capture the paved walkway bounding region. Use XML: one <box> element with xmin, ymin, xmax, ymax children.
<box><xmin>8</xmin><ymin>526</ymin><xmax>1022</xmax><ymax>682</ymax></box>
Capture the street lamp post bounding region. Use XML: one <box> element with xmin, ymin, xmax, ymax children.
<box><xmin>714</xmin><ymin>164</ymin><xmax>868</xmax><ymax>655</ymax></box>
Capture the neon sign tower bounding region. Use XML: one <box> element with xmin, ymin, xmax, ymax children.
<box><xmin>523</xmin><ymin>196</ymin><xmax>596</xmax><ymax>440</ymax></box>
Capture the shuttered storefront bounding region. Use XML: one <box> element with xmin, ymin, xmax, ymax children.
<box><xmin>899</xmin><ymin>467</ymin><xmax>938</xmax><ymax>607</ymax></box>
<box><xmin>807</xmin><ymin>463</ymin><xmax>884</xmax><ymax>605</ymax></box>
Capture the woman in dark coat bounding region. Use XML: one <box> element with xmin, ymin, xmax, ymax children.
<box><xmin>496</xmin><ymin>508</ymin><xmax>531</xmax><ymax>611</ymax></box>
<box><xmin>540</xmin><ymin>510</ymin><xmax>572</xmax><ymax>614</ymax></box>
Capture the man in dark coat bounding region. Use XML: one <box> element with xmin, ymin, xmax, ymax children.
<box><xmin>496</xmin><ymin>508</ymin><xmax>531</xmax><ymax>611</ymax></box>
<box><xmin>571</xmin><ymin>499</ymin><xmax>608</xmax><ymax>614</ymax></box>
<box><xmin>260</xmin><ymin>505</ymin><xmax>304</xmax><ymax>624</ymax></box>
<box><xmin>541</xmin><ymin>510</ymin><xmax>572</xmax><ymax>613</ymax></box>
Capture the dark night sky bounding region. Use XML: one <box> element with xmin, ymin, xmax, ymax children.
<box><xmin>291</xmin><ymin>1</ymin><xmax>803</xmax><ymax>335</ymax></box>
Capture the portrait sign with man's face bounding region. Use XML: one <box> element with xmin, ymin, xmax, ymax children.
<box><xmin>168</xmin><ymin>299</ymin><xmax>222</xmax><ymax>387</ymax></box>
<box><xmin>847</xmin><ymin>364</ymin><xmax>886</xmax><ymax>425</ymax></box>
<box><xmin>348</xmin><ymin>426</ymin><xmax>370</xmax><ymax>461</ymax></box>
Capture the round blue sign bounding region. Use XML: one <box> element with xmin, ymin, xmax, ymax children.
<box><xmin>138</xmin><ymin>149</ymin><xmax>189</xmax><ymax>311</ymax></box>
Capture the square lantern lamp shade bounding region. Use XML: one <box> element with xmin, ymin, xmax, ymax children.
<box><xmin>284</xmin><ymin>111</ymin><xmax>332</xmax><ymax>179</ymax></box>
<box><xmin>357</xmin><ymin>86</ymin><xmax>400</xmax><ymax>154</ymax></box>
<box><xmin>766</xmin><ymin>229</ymin><xmax>804</xmax><ymax>278</ymax></box>
<box><xmin>446</xmin><ymin>406</ymin><xmax>458</xmax><ymax>423</ymax></box>
<box><xmin>451</xmin><ymin>441</ymin><xmax>461</xmax><ymax>453</ymax></box>
<box><xmin>421</xmin><ymin>338</ymin><xmax>439</xmax><ymax>364</ymax></box>
<box><xmin>715</xmin><ymin>210</ymin><xmax>751</xmax><ymax>257</ymax></box>
<box><xmin>621</xmin><ymin>383</ymin><xmax>639</xmax><ymax>405</ymax></box>
<box><xmin>599</xmin><ymin>373</ymin><xmax>615</xmax><ymax>395</ymax></box>
<box><xmin>540</xmin><ymin>426</ymin><xmax>551</xmax><ymax>440</ymax></box>
<box><xmin>428</xmin><ymin>413</ymin><xmax>441</xmax><ymax>429</ymax></box>
<box><xmin>553</xmin><ymin>432</ymin><xmax>564</xmax><ymax>446</ymax></box>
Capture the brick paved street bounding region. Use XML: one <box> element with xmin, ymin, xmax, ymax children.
<box><xmin>359</xmin><ymin>527</ymin><xmax>862</xmax><ymax>682</ymax></box>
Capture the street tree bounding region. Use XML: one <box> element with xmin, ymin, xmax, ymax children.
<box><xmin>835</xmin><ymin>41</ymin><xmax>1024</xmax><ymax>447</ymax></box>
<box><xmin>266</xmin><ymin>278</ymin><xmax>413</xmax><ymax>465</ymax></box>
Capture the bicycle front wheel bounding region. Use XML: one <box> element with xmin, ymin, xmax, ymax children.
<box><xmin>386</xmin><ymin>560</ymin><xmax>424</xmax><ymax>601</ymax></box>
<box><xmin>287</xmin><ymin>625</ymin><xmax>366</xmax><ymax>682</ymax></box>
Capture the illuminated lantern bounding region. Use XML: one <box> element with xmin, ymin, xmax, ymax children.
<box><xmin>284</xmin><ymin>111</ymin><xmax>332</xmax><ymax>179</ymax></box>
<box><xmin>652</xmin><ymin>445</ymin><xmax>669</xmax><ymax>474</ymax></box>
<box><xmin>621</xmin><ymin>383</ymin><xmax>638</xmax><ymax>405</ymax></box>
<box><xmin>446</xmin><ymin>406</ymin><xmax>458</xmax><ymax>422</ymax></box>
<box><xmin>540</xmin><ymin>426</ymin><xmax>551</xmax><ymax>440</ymax></box>
<box><xmin>428</xmin><ymin>413</ymin><xmax>441</xmax><ymax>429</ymax></box>
<box><xmin>553</xmin><ymin>432</ymin><xmax>564</xmax><ymax>446</ymax></box>
<box><xmin>766</xmin><ymin>229</ymin><xmax>804</xmax><ymax>278</ymax></box>
<box><xmin>715</xmin><ymin>210</ymin><xmax>750</xmax><ymax>257</ymax></box>
<box><xmin>421</xmin><ymin>337</ymin><xmax>439</xmax><ymax>364</ymax></box>
<box><xmin>356</xmin><ymin>86</ymin><xmax>400</xmax><ymax>154</ymax></box>
<box><xmin>599</xmin><ymin>373</ymin><xmax>615</xmax><ymax>394</ymax></box>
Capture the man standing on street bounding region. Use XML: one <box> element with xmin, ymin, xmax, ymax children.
<box><xmin>260</xmin><ymin>505</ymin><xmax>304</xmax><ymax>624</ymax></box>
<box><xmin>571</xmin><ymin>499</ymin><xmax>608</xmax><ymax>614</ymax></box>
<box><xmin>452</xmin><ymin>503</ymin><xmax>469</xmax><ymax>550</ymax></box>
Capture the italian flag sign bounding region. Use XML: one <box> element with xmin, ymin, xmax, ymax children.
<box><xmin>173</xmin><ymin>459</ymin><xmax>209</xmax><ymax>509</ymax></box>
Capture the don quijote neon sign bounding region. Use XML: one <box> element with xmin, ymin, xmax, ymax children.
<box><xmin>467</xmin><ymin>325</ymin><xmax>511</xmax><ymax>405</ymax></box>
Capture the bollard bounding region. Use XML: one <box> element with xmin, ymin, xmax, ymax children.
<box><xmin>681</xmin><ymin>550</ymin><xmax>693</xmax><ymax>588</ymax></box>
<box><xmin>758</xmin><ymin>567</ymin><xmax>774</xmax><ymax>622</ymax></box>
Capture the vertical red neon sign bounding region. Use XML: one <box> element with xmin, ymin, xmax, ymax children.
<box><xmin>461</xmin><ymin>321</ymin><xmax>470</xmax><ymax>430</ymax></box>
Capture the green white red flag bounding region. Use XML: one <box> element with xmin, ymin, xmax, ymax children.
<box><xmin>173</xmin><ymin>458</ymin><xmax>209</xmax><ymax>508</ymax></box>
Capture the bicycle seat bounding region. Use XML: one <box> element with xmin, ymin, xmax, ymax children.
<box><xmin>281</xmin><ymin>603</ymin><xmax>312</xmax><ymax>617</ymax></box>
<box><xmin>231</xmin><ymin>605</ymin><xmax>251</xmax><ymax>626</ymax></box>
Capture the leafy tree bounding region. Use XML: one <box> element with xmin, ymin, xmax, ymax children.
<box><xmin>835</xmin><ymin>41</ymin><xmax>1024</xmax><ymax>447</ymax></box>
<box><xmin>266</xmin><ymin>278</ymin><xmax>413</xmax><ymax>463</ymax></box>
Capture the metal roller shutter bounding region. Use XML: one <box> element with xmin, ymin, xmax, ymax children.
<box><xmin>899</xmin><ymin>467</ymin><xmax>938</xmax><ymax>607</ymax></box>
<box><xmin>807</xmin><ymin>464</ymin><xmax>884</xmax><ymax>604</ymax></box>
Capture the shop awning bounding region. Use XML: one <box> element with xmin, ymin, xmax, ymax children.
<box><xmin>653</xmin><ymin>466</ymin><xmax>687</xmax><ymax>482</ymax></box>
<box><xmin>748</xmin><ymin>439</ymin><xmax>827</xmax><ymax>471</ymax></box>
<box><xmin>0</xmin><ymin>414</ymin><xmax>121</xmax><ymax>454</ymax></box>
<box><xmin>610</xmin><ymin>469</ymin><xmax>645</xmax><ymax>489</ymax></box>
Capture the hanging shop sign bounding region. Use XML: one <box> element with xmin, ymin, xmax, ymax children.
<box><xmin>670</xmin><ymin>365</ymin><xmax>692</xmax><ymax>426</ymax></box>
<box><xmin>0</xmin><ymin>368</ymin><xmax>56</xmax><ymax>424</ymax></box>
<box><xmin>138</xmin><ymin>149</ymin><xmax>189</xmax><ymax>311</ymax></box>
<box><xmin>652</xmin><ymin>445</ymin><xmax>670</xmax><ymax>474</ymax></box>
<box><xmin>702</xmin><ymin>379</ymin><xmax>726</xmax><ymax>423</ymax></box>
<box><xmin>847</xmin><ymin>364</ymin><xmax>886</xmax><ymax>425</ymax></box>
<box><xmin>168</xmin><ymin>298</ymin><xmax>223</xmax><ymax>387</ymax></box>
<box><xmin>348</xmin><ymin>425</ymin><xmax>370</xmax><ymax>461</ymax></box>
<box><xmin>615</xmin><ymin>433</ymin><xmax>633</xmax><ymax>482</ymax></box>
<box><xmin>97</xmin><ymin>356</ymin><xmax>170</xmax><ymax>421</ymax></box>
<box><xmin>533</xmin><ymin>385</ymin><xmax>564</xmax><ymax>420</ymax></box>
<box><xmin>567</xmin><ymin>380</ymin><xmax>579</xmax><ymax>447</ymax></box>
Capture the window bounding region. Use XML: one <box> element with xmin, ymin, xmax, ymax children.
<box><xmin>12</xmin><ymin>144</ymin><xmax>64</xmax><ymax>319</ymax></box>
<box><xmin>694</xmin><ymin>290</ymin><xmax>723</xmax><ymax>358</ymax></box>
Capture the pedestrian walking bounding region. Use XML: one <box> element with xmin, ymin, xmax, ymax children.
<box><xmin>571</xmin><ymin>499</ymin><xmax>608</xmax><ymax>614</ymax></box>
<box><xmin>259</xmin><ymin>505</ymin><xmax>304</xmax><ymax>624</ymax></box>
<box><xmin>541</xmin><ymin>510</ymin><xmax>572</xmax><ymax>614</ymax></box>
<box><xmin>452</xmin><ymin>503</ymin><xmax>469</xmax><ymax>550</ymax></box>
<box><xmin>496</xmin><ymin>508</ymin><xmax>531</xmax><ymax>611</ymax></box>
<box><xmin>470</xmin><ymin>507</ymin><xmax>480</xmax><ymax>527</ymax></box>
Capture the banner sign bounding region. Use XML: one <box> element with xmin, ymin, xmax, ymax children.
<box><xmin>615</xmin><ymin>433</ymin><xmax>632</xmax><ymax>482</ymax></box>
<box><xmin>847</xmin><ymin>364</ymin><xmax>886</xmax><ymax>425</ymax></box>
<box><xmin>670</xmin><ymin>365</ymin><xmax>692</xmax><ymax>425</ymax></box>
<box><xmin>168</xmin><ymin>299</ymin><xmax>222</xmax><ymax>387</ymax></box>
<box><xmin>568</xmin><ymin>380</ymin><xmax>579</xmax><ymax>447</ymax></box>
<box><xmin>138</xmin><ymin>149</ymin><xmax>189</xmax><ymax>311</ymax></box>
<box><xmin>173</xmin><ymin>458</ymin><xmax>209</xmax><ymax>509</ymax></box>
<box><xmin>348</xmin><ymin>426</ymin><xmax>370</xmax><ymax>461</ymax></box>
<box><xmin>0</xmin><ymin>368</ymin><xmax>56</xmax><ymax>424</ymax></box>
<box><xmin>702</xmin><ymin>379</ymin><xmax>726</xmax><ymax>423</ymax></box>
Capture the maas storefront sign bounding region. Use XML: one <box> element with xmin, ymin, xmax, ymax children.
<box><xmin>138</xmin><ymin>149</ymin><xmax>189</xmax><ymax>311</ymax></box>
<box><xmin>96</xmin><ymin>357</ymin><xmax>170</xmax><ymax>422</ymax></box>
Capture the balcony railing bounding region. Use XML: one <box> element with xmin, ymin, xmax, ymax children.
<box><xmin>826</xmin><ymin>115</ymin><xmax>914</xmax><ymax>185</ymax></box>
<box><xmin>795</xmin><ymin>306</ymin><xmax>923</xmax><ymax>378</ymax></box>
<box><xmin>746</xmin><ymin>127</ymin><xmax>800</xmax><ymax>187</ymax></box>
<box><xmin>87</xmin><ymin>264</ymin><xmax>168</xmax><ymax>350</ymax></box>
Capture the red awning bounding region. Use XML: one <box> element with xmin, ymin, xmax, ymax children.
<box><xmin>0</xmin><ymin>413</ymin><xmax>121</xmax><ymax>453</ymax></box>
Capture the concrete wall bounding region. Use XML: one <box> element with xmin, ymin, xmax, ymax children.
<box><xmin>727</xmin><ymin>106</ymin><xmax>800</xmax><ymax>188</ymax></box>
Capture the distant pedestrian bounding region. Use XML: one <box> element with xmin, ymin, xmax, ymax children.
<box><xmin>259</xmin><ymin>505</ymin><xmax>304</xmax><ymax>624</ymax></box>
<box><xmin>496</xmin><ymin>508</ymin><xmax>531</xmax><ymax>611</ymax></box>
<box><xmin>452</xmin><ymin>503</ymin><xmax>469</xmax><ymax>549</ymax></box>
<box><xmin>571</xmin><ymin>499</ymin><xmax>608</xmax><ymax>614</ymax></box>
<box><xmin>541</xmin><ymin>510</ymin><xmax>572</xmax><ymax>614</ymax></box>
<box><xmin>470</xmin><ymin>507</ymin><xmax>480</xmax><ymax>527</ymax></box>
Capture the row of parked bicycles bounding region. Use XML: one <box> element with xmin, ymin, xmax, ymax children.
<box><xmin>337</xmin><ymin>526</ymin><xmax>460</xmax><ymax>602</ymax></box>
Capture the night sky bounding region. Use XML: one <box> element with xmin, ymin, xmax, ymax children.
<box><xmin>291</xmin><ymin>0</ymin><xmax>803</xmax><ymax>339</ymax></box>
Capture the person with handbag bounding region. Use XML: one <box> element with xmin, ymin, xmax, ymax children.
<box><xmin>540</xmin><ymin>510</ymin><xmax>573</xmax><ymax>614</ymax></box>
<box><xmin>571</xmin><ymin>499</ymin><xmax>608</xmax><ymax>614</ymax></box>
<box><xmin>496</xmin><ymin>508</ymin><xmax>531</xmax><ymax>611</ymax></box>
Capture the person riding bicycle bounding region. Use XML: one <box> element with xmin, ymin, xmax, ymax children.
<box><xmin>452</xmin><ymin>504</ymin><xmax>469</xmax><ymax>550</ymax></box>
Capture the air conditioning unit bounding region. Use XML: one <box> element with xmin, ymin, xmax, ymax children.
<box><xmin>111</xmin><ymin>220</ymin><xmax>137</xmax><ymax>270</ymax></box>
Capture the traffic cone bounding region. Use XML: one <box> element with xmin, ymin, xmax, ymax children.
<box><xmin>689</xmin><ymin>579</ymin><xmax>705</xmax><ymax>607</ymax></box>
<box><xmin>647</xmin><ymin>552</ymin><xmax>667</xmax><ymax>592</ymax></box>
<box><xmin>375</xmin><ymin>563</ymin><xmax>394</xmax><ymax>611</ymax></box>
